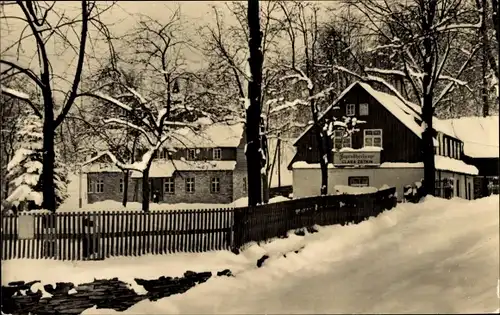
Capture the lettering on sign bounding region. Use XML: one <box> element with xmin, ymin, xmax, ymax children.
<box><xmin>333</xmin><ymin>151</ymin><xmax>381</xmax><ymax>166</ymax></box>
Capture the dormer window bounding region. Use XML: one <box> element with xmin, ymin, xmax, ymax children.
<box><xmin>346</xmin><ymin>104</ymin><xmax>355</xmax><ymax>116</ymax></box>
<box><xmin>213</xmin><ymin>148</ymin><xmax>222</xmax><ymax>160</ymax></box>
<box><xmin>187</xmin><ymin>149</ymin><xmax>196</xmax><ymax>160</ymax></box>
<box><xmin>359</xmin><ymin>103</ymin><xmax>369</xmax><ymax>116</ymax></box>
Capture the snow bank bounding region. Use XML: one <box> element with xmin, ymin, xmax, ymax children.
<box><xmin>118</xmin><ymin>195</ymin><xmax>499</xmax><ymax>314</ymax></box>
<box><xmin>4</xmin><ymin>196</ymin><xmax>499</xmax><ymax>313</ymax></box>
<box><xmin>58</xmin><ymin>200</ymin><xmax>232</xmax><ymax>213</ymax></box>
<box><xmin>1</xmin><ymin>251</ymin><xmax>251</xmax><ymax>289</ymax></box>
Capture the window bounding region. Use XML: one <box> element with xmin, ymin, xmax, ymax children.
<box><xmin>359</xmin><ymin>103</ymin><xmax>369</xmax><ymax>116</ymax></box>
<box><xmin>346</xmin><ymin>103</ymin><xmax>355</xmax><ymax>116</ymax></box>
<box><xmin>363</xmin><ymin>129</ymin><xmax>383</xmax><ymax>147</ymax></box>
<box><xmin>119</xmin><ymin>178</ymin><xmax>123</xmax><ymax>193</ymax></box>
<box><xmin>211</xmin><ymin>177</ymin><xmax>221</xmax><ymax>193</ymax></box>
<box><xmin>96</xmin><ymin>179</ymin><xmax>104</xmax><ymax>193</ymax></box>
<box><xmin>164</xmin><ymin>177</ymin><xmax>175</xmax><ymax>194</ymax></box>
<box><xmin>348</xmin><ymin>177</ymin><xmax>369</xmax><ymax>187</ymax></box>
<box><xmin>187</xmin><ymin>149</ymin><xmax>196</xmax><ymax>160</ymax></box>
<box><xmin>159</xmin><ymin>149</ymin><xmax>169</xmax><ymax>159</ymax></box>
<box><xmin>444</xmin><ymin>138</ymin><xmax>448</xmax><ymax>156</ymax></box>
<box><xmin>185</xmin><ymin>177</ymin><xmax>195</xmax><ymax>193</ymax></box>
<box><xmin>87</xmin><ymin>179</ymin><xmax>94</xmax><ymax>193</ymax></box>
<box><xmin>213</xmin><ymin>148</ymin><xmax>222</xmax><ymax>160</ymax></box>
<box><xmin>333</xmin><ymin>130</ymin><xmax>352</xmax><ymax>150</ymax></box>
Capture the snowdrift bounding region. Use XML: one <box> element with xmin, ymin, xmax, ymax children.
<box><xmin>3</xmin><ymin>195</ymin><xmax>498</xmax><ymax>314</ymax></box>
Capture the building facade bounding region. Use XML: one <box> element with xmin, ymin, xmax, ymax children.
<box><xmin>290</xmin><ymin>82</ymin><xmax>479</xmax><ymax>201</ymax></box>
<box><xmin>438</xmin><ymin>116</ymin><xmax>499</xmax><ymax>197</ymax></box>
<box><xmin>83</xmin><ymin>122</ymin><xmax>248</xmax><ymax>205</ymax></box>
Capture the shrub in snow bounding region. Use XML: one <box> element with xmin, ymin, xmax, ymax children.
<box><xmin>403</xmin><ymin>179</ymin><xmax>425</xmax><ymax>203</ymax></box>
<box><xmin>5</xmin><ymin>115</ymin><xmax>68</xmax><ymax>212</ymax></box>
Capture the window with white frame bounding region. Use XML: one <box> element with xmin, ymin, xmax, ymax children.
<box><xmin>164</xmin><ymin>177</ymin><xmax>175</xmax><ymax>194</ymax></box>
<box><xmin>185</xmin><ymin>177</ymin><xmax>195</xmax><ymax>193</ymax></box>
<box><xmin>359</xmin><ymin>103</ymin><xmax>369</xmax><ymax>116</ymax></box>
<box><xmin>363</xmin><ymin>129</ymin><xmax>382</xmax><ymax>147</ymax></box>
<box><xmin>96</xmin><ymin>179</ymin><xmax>104</xmax><ymax>193</ymax></box>
<box><xmin>333</xmin><ymin>130</ymin><xmax>352</xmax><ymax>150</ymax></box>
<box><xmin>213</xmin><ymin>148</ymin><xmax>222</xmax><ymax>160</ymax></box>
<box><xmin>346</xmin><ymin>103</ymin><xmax>355</xmax><ymax>116</ymax></box>
<box><xmin>119</xmin><ymin>178</ymin><xmax>123</xmax><ymax>193</ymax></box>
<box><xmin>210</xmin><ymin>177</ymin><xmax>221</xmax><ymax>193</ymax></box>
<box><xmin>87</xmin><ymin>179</ymin><xmax>94</xmax><ymax>193</ymax></box>
<box><xmin>187</xmin><ymin>149</ymin><xmax>196</xmax><ymax>160</ymax></box>
<box><xmin>444</xmin><ymin>138</ymin><xmax>448</xmax><ymax>156</ymax></box>
<box><xmin>348</xmin><ymin>176</ymin><xmax>369</xmax><ymax>187</ymax></box>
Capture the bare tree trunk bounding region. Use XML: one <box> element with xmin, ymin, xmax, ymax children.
<box><xmin>311</xmin><ymin>96</ymin><xmax>328</xmax><ymax>195</ymax></box>
<box><xmin>481</xmin><ymin>0</ymin><xmax>491</xmax><ymax>117</ymax></box>
<box><xmin>122</xmin><ymin>171</ymin><xmax>129</xmax><ymax>207</ymax></box>
<box><xmin>277</xmin><ymin>136</ymin><xmax>281</xmax><ymax>187</ymax></box>
<box><xmin>42</xmin><ymin>96</ymin><xmax>56</xmax><ymax>211</ymax></box>
<box><xmin>4</xmin><ymin>180</ymin><xmax>9</xmax><ymax>201</ymax></box>
<box><xmin>142</xmin><ymin>161</ymin><xmax>153</xmax><ymax>212</ymax></box>
<box><xmin>482</xmin><ymin>44</ymin><xmax>490</xmax><ymax>117</ymax></box>
<box><xmin>262</xmin><ymin>173</ymin><xmax>269</xmax><ymax>203</ymax></box>
<box><xmin>246</xmin><ymin>0</ymin><xmax>263</xmax><ymax>206</ymax></box>
<box><xmin>421</xmin><ymin>2</ymin><xmax>437</xmax><ymax>197</ymax></box>
<box><xmin>122</xmin><ymin>137</ymin><xmax>138</xmax><ymax>208</ymax></box>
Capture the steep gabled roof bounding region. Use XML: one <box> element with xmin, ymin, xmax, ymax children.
<box><xmin>293</xmin><ymin>82</ymin><xmax>452</xmax><ymax>147</ymax></box>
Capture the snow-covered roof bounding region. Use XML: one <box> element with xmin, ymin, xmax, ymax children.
<box><xmin>81</xmin><ymin>153</ymin><xmax>122</xmax><ymax>173</ymax></box>
<box><xmin>167</xmin><ymin>122</ymin><xmax>244</xmax><ymax>148</ymax></box>
<box><xmin>292</xmin><ymin>155</ymin><xmax>478</xmax><ymax>175</ymax></box>
<box><xmin>435</xmin><ymin>116</ymin><xmax>499</xmax><ymax>158</ymax></box>
<box><xmin>130</xmin><ymin>159</ymin><xmax>237</xmax><ymax>178</ymax></box>
<box><xmin>293</xmin><ymin>82</ymin><xmax>440</xmax><ymax>146</ymax></box>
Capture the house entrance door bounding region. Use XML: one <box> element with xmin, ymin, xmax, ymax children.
<box><xmin>150</xmin><ymin>178</ymin><xmax>163</xmax><ymax>203</ymax></box>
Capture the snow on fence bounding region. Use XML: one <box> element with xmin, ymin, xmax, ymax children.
<box><xmin>2</xmin><ymin>208</ymin><xmax>234</xmax><ymax>260</ymax></box>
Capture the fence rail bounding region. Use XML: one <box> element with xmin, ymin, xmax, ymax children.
<box><xmin>2</xmin><ymin>187</ymin><xmax>397</xmax><ymax>260</ymax></box>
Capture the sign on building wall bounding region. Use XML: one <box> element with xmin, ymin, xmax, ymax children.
<box><xmin>333</xmin><ymin>151</ymin><xmax>381</xmax><ymax>166</ymax></box>
<box><xmin>18</xmin><ymin>215</ymin><xmax>35</xmax><ymax>239</ymax></box>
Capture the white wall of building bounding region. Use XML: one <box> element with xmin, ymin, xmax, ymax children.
<box><xmin>293</xmin><ymin>167</ymin><xmax>424</xmax><ymax>201</ymax></box>
<box><xmin>294</xmin><ymin>167</ymin><xmax>476</xmax><ymax>201</ymax></box>
<box><xmin>438</xmin><ymin>170</ymin><xmax>474</xmax><ymax>200</ymax></box>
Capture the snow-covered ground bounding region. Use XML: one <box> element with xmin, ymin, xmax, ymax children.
<box><xmin>3</xmin><ymin>195</ymin><xmax>498</xmax><ymax>314</ymax></box>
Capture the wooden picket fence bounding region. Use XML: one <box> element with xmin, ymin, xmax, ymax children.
<box><xmin>2</xmin><ymin>187</ymin><xmax>398</xmax><ymax>261</ymax></box>
<box><xmin>1</xmin><ymin>209</ymin><xmax>234</xmax><ymax>260</ymax></box>
<box><xmin>233</xmin><ymin>187</ymin><xmax>397</xmax><ymax>248</ymax></box>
